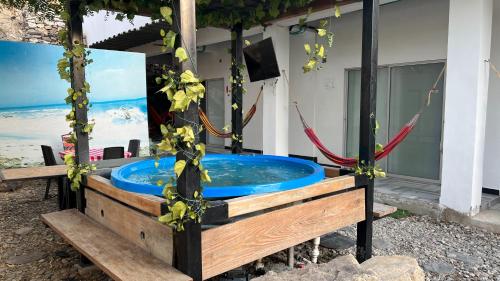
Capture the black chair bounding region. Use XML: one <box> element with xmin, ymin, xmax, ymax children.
<box><xmin>41</xmin><ymin>145</ymin><xmax>63</xmax><ymax>200</ymax></box>
<box><xmin>127</xmin><ymin>139</ymin><xmax>140</xmax><ymax>157</ymax></box>
<box><xmin>103</xmin><ymin>146</ymin><xmax>125</xmax><ymax>160</ymax></box>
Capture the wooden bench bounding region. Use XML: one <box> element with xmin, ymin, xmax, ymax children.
<box><xmin>41</xmin><ymin>209</ymin><xmax>191</xmax><ymax>281</ymax></box>
<box><xmin>0</xmin><ymin>165</ymin><xmax>66</xmax><ymax>182</ymax></box>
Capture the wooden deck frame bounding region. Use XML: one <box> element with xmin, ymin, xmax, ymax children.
<box><xmin>201</xmin><ymin>188</ymin><xmax>366</xmax><ymax>279</ymax></box>
<box><xmin>80</xmin><ymin>173</ymin><xmax>367</xmax><ymax>280</ymax></box>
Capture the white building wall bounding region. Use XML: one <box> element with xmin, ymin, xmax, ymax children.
<box><xmin>484</xmin><ymin>1</ymin><xmax>500</xmax><ymax>191</ymax></box>
<box><xmin>197</xmin><ymin>34</ymin><xmax>264</xmax><ymax>151</ymax></box>
<box><xmin>288</xmin><ymin>0</ymin><xmax>449</xmax><ymax>164</ymax></box>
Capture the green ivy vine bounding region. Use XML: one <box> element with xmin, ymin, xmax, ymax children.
<box><xmin>229</xmin><ymin>56</ymin><xmax>247</xmax><ymax>144</ymax></box>
<box><xmin>56</xmin><ymin>10</ymin><xmax>96</xmax><ymax>191</ymax></box>
<box><xmin>302</xmin><ymin>5</ymin><xmax>340</xmax><ymax>73</ymax></box>
<box><xmin>154</xmin><ymin>5</ymin><xmax>210</xmax><ymax>231</ymax></box>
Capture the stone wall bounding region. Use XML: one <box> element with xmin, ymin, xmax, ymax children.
<box><xmin>0</xmin><ymin>6</ymin><xmax>65</xmax><ymax>45</ymax></box>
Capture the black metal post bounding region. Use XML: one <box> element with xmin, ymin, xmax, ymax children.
<box><xmin>231</xmin><ymin>23</ymin><xmax>244</xmax><ymax>154</ymax></box>
<box><xmin>356</xmin><ymin>0</ymin><xmax>379</xmax><ymax>263</ymax></box>
<box><xmin>68</xmin><ymin>0</ymin><xmax>89</xmax><ymax>214</ymax></box>
<box><xmin>172</xmin><ymin>1</ymin><xmax>202</xmax><ymax>280</ymax></box>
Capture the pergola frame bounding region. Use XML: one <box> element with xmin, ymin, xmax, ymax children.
<box><xmin>62</xmin><ymin>0</ymin><xmax>379</xmax><ymax>279</ymax></box>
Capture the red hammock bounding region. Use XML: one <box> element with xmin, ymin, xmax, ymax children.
<box><xmin>296</xmin><ymin>104</ymin><xmax>420</xmax><ymax>167</ymax></box>
<box><xmin>296</xmin><ymin>64</ymin><xmax>446</xmax><ymax>167</ymax></box>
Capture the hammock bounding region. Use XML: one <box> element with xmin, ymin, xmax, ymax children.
<box><xmin>296</xmin><ymin>104</ymin><xmax>420</xmax><ymax>167</ymax></box>
<box><xmin>199</xmin><ymin>86</ymin><xmax>263</xmax><ymax>138</ymax></box>
<box><xmin>296</xmin><ymin>64</ymin><xmax>446</xmax><ymax>167</ymax></box>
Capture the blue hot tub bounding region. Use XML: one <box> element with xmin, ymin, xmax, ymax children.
<box><xmin>111</xmin><ymin>154</ymin><xmax>325</xmax><ymax>198</ymax></box>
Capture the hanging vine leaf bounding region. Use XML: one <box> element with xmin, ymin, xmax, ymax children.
<box><xmin>175</xmin><ymin>47</ymin><xmax>188</xmax><ymax>63</ymax></box>
<box><xmin>304</xmin><ymin>43</ymin><xmax>311</xmax><ymax>55</ymax></box>
<box><xmin>335</xmin><ymin>5</ymin><xmax>341</xmax><ymax>18</ymax></box>
<box><xmin>303</xmin><ymin>59</ymin><xmax>317</xmax><ymax>73</ymax></box>
<box><xmin>174</xmin><ymin>160</ymin><xmax>186</xmax><ymax>177</ymax></box>
<box><xmin>160</xmin><ymin>6</ymin><xmax>173</xmax><ymax>25</ymax></box>
<box><xmin>165</xmin><ymin>30</ymin><xmax>177</xmax><ymax>49</ymax></box>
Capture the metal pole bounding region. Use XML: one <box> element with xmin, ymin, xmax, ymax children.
<box><xmin>356</xmin><ymin>0</ymin><xmax>379</xmax><ymax>263</ymax></box>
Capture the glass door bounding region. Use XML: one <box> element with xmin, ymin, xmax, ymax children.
<box><xmin>387</xmin><ymin>63</ymin><xmax>444</xmax><ymax>180</ymax></box>
<box><xmin>346</xmin><ymin>62</ymin><xmax>445</xmax><ymax>181</ymax></box>
<box><xmin>205</xmin><ymin>78</ymin><xmax>225</xmax><ymax>147</ymax></box>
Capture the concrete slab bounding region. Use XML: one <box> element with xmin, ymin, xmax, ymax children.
<box><xmin>470</xmin><ymin>208</ymin><xmax>500</xmax><ymax>233</ymax></box>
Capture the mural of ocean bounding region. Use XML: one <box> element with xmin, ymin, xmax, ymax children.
<box><xmin>0</xmin><ymin>98</ymin><xmax>149</xmax><ymax>166</ymax></box>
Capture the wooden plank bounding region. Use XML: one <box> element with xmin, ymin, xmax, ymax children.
<box><xmin>324</xmin><ymin>166</ymin><xmax>340</xmax><ymax>178</ymax></box>
<box><xmin>0</xmin><ymin>165</ymin><xmax>66</xmax><ymax>182</ymax></box>
<box><xmin>0</xmin><ymin>157</ymin><xmax>151</xmax><ymax>182</ymax></box>
<box><xmin>86</xmin><ymin>175</ymin><xmax>165</xmax><ymax>216</ymax></box>
<box><xmin>85</xmin><ymin>189</ymin><xmax>173</xmax><ymax>264</ymax></box>
<box><xmin>225</xmin><ymin>175</ymin><xmax>355</xmax><ymax>218</ymax></box>
<box><xmin>41</xmin><ymin>209</ymin><xmax>191</xmax><ymax>281</ymax></box>
<box><xmin>373</xmin><ymin>202</ymin><xmax>397</xmax><ymax>218</ymax></box>
<box><xmin>202</xmin><ymin>189</ymin><xmax>365</xmax><ymax>279</ymax></box>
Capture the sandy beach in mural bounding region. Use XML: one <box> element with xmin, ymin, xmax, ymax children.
<box><xmin>0</xmin><ymin>98</ymin><xmax>149</xmax><ymax>167</ymax></box>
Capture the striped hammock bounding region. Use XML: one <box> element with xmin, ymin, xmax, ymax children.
<box><xmin>199</xmin><ymin>86</ymin><xmax>263</xmax><ymax>138</ymax></box>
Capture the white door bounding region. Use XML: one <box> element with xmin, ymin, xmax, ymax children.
<box><xmin>205</xmin><ymin>79</ymin><xmax>225</xmax><ymax>147</ymax></box>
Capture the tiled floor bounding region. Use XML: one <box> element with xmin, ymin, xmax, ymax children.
<box><xmin>375</xmin><ymin>176</ymin><xmax>500</xmax><ymax>209</ymax></box>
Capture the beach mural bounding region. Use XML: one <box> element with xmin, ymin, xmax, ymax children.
<box><xmin>0</xmin><ymin>40</ymin><xmax>149</xmax><ymax>167</ymax></box>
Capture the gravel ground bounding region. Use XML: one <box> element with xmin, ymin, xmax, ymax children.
<box><xmin>0</xmin><ymin>180</ymin><xmax>109</xmax><ymax>281</ymax></box>
<box><xmin>1</xmin><ymin>181</ymin><xmax>499</xmax><ymax>281</ymax></box>
<box><xmin>260</xmin><ymin>216</ymin><xmax>500</xmax><ymax>281</ymax></box>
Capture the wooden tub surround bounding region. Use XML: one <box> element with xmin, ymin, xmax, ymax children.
<box><xmin>39</xmin><ymin>171</ymin><xmax>369</xmax><ymax>281</ymax></box>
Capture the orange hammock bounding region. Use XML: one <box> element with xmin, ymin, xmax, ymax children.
<box><xmin>199</xmin><ymin>86</ymin><xmax>263</xmax><ymax>138</ymax></box>
<box><xmin>296</xmin><ymin>64</ymin><xmax>446</xmax><ymax>167</ymax></box>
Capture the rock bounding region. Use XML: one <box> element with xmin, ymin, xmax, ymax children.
<box><xmin>14</xmin><ymin>226</ymin><xmax>33</xmax><ymax>235</ymax></box>
<box><xmin>6</xmin><ymin>251</ymin><xmax>46</xmax><ymax>265</ymax></box>
<box><xmin>321</xmin><ymin>255</ymin><xmax>377</xmax><ymax>281</ymax></box>
<box><xmin>362</xmin><ymin>256</ymin><xmax>425</xmax><ymax>281</ymax></box>
<box><xmin>422</xmin><ymin>261</ymin><xmax>455</xmax><ymax>274</ymax></box>
<box><xmin>255</xmin><ymin>255</ymin><xmax>424</xmax><ymax>281</ymax></box>
<box><xmin>320</xmin><ymin>233</ymin><xmax>355</xmax><ymax>250</ymax></box>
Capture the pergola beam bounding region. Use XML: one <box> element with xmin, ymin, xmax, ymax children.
<box><xmin>356</xmin><ymin>0</ymin><xmax>378</xmax><ymax>263</ymax></box>
<box><xmin>68</xmin><ymin>0</ymin><xmax>89</xmax><ymax>214</ymax></box>
<box><xmin>231</xmin><ymin>23</ymin><xmax>244</xmax><ymax>154</ymax></box>
<box><xmin>172</xmin><ymin>1</ymin><xmax>202</xmax><ymax>280</ymax></box>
